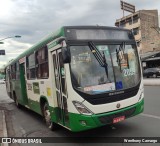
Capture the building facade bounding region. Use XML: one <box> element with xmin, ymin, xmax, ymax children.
<box><xmin>159</xmin><ymin>15</ymin><xmax>160</xmax><ymax>27</ymax></box>
<box><xmin>115</xmin><ymin>10</ymin><xmax>160</xmax><ymax>54</ymax></box>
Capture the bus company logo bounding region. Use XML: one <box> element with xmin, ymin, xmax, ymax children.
<box><xmin>116</xmin><ymin>103</ymin><xmax>121</xmax><ymax>108</ymax></box>
<box><xmin>2</xmin><ymin>138</ymin><xmax>11</xmax><ymax>143</ymax></box>
<box><xmin>109</xmin><ymin>91</ymin><xmax>124</xmax><ymax>96</ymax></box>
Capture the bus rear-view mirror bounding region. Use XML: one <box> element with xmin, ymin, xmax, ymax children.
<box><xmin>62</xmin><ymin>47</ymin><xmax>71</xmax><ymax>63</ymax></box>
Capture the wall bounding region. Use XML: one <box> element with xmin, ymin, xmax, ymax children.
<box><xmin>140</xmin><ymin>10</ymin><xmax>160</xmax><ymax>53</ymax></box>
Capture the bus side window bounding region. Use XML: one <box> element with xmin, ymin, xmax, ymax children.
<box><xmin>26</xmin><ymin>53</ymin><xmax>36</xmax><ymax>79</ymax></box>
<box><xmin>36</xmin><ymin>47</ymin><xmax>49</xmax><ymax>79</ymax></box>
<box><xmin>11</xmin><ymin>63</ymin><xmax>16</xmax><ymax>80</ymax></box>
<box><xmin>16</xmin><ymin>62</ymin><xmax>20</xmax><ymax>80</ymax></box>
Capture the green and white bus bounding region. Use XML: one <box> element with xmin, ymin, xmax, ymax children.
<box><xmin>5</xmin><ymin>26</ymin><xmax>144</xmax><ymax>132</ymax></box>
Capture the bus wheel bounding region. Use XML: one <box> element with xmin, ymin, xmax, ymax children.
<box><xmin>43</xmin><ymin>103</ymin><xmax>57</xmax><ymax>131</ymax></box>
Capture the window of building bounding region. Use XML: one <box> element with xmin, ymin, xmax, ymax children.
<box><xmin>129</xmin><ymin>21</ymin><xmax>132</xmax><ymax>25</ymax></box>
<box><xmin>120</xmin><ymin>23</ymin><xmax>126</xmax><ymax>27</ymax></box>
<box><xmin>36</xmin><ymin>47</ymin><xmax>49</xmax><ymax>79</ymax></box>
<box><xmin>120</xmin><ymin>20</ymin><xmax>126</xmax><ymax>27</ymax></box>
<box><xmin>129</xmin><ymin>17</ymin><xmax>138</xmax><ymax>25</ymax></box>
<box><xmin>126</xmin><ymin>18</ymin><xmax>132</xmax><ymax>23</ymax></box>
<box><xmin>133</xmin><ymin>14</ymin><xmax>139</xmax><ymax>23</ymax></box>
<box><xmin>133</xmin><ymin>27</ymin><xmax>139</xmax><ymax>35</ymax></box>
<box><xmin>133</xmin><ymin>18</ymin><xmax>138</xmax><ymax>23</ymax></box>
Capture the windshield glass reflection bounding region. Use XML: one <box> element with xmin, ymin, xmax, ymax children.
<box><xmin>69</xmin><ymin>44</ymin><xmax>140</xmax><ymax>95</ymax></box>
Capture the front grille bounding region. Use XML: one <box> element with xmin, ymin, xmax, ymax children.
<box><xmin>98</xmin><ymin>107</ymin><xmax>136</xmax><ymax>124</ymax></box>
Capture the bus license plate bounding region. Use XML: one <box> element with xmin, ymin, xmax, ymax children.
<box><xmin>113</xmin><ymin>116</ymin><xmax>125</xmax><ymax>123</ymax></box>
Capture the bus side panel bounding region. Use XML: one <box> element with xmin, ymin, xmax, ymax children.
<box><xmin>26</xmin><ymin>80</ymin><xmax>42</xmax><ymax>114</ymax></box>
<box><xmin>26</xmin><ymin>80</ymin><xmax>54</xmax><ymax>116</ymax></box>
<box><xmin>14</xmin><ymin>80</ymin><xmax>23</xmax><ymax>104</ymax></box>
<box><xmin>27</xmin><ymin>97</ymin><xmax>42</xmax><ymax>115</ymax></box>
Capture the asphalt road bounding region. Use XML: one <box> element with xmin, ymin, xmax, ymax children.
<box><xmin>0</xmin><ymin>84</ymin><xmax>160</xmax><ymax>146</ymax></box>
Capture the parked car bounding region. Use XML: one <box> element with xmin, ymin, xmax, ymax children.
<box><xmin>143</xmin><ymin>68</ymin><xmax>160</xmax><ymax>78</ymax></box>
<box><xmin>0</xmin><ymin>79</ymin><xmax>5</xmax><ymax>84</ymax></box>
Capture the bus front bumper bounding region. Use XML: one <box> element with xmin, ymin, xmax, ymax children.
<box><xmin>69</xmin><ymin>99</ymin><xmax>144</xmax><ymax>132</ymax></box>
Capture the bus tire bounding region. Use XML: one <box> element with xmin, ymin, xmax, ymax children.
<box><xmin>13</xmin><ymin>92</ymin><xmax>21</xmax><ymax>108</ymax></box>
<box><xmin>43</xmin><ymin>103</ymin><xmax>58</xmax><ymax>131</ymax></box>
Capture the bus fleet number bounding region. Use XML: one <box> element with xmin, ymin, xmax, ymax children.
<box><xmin>123</xmin><ymin>69</ymin><xmax>135</xmax><ymax>76</ymax></box>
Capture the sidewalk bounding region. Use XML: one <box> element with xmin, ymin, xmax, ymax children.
<box><xmin>143</xmin><ymin>78</ymin><xmax>160</xmax><ymax>86</ymax></box>
<box><xmin>0</xmin><ymin>110</ymin><xmax>8</xmax><ymax>146</ymax></box>
<box><xmin>0</xmin><ymin>110</ymin><xmax>7</xmax><ymax>137</ymax></box>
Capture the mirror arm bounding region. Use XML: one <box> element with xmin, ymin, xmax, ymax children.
<box><xmin>57</xmin><ymin>37</ymin><xmax>66</xmax><ymax>44</ymax></box>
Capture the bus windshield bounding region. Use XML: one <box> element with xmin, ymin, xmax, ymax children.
<box><xmin>70</xmin><ymin>43</ymin><xmax>140</xmax><ymax>94</ymax></box>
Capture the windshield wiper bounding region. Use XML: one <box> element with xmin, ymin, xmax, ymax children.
<box><xmin>88</xmin><ymin>41</ymin><xmax>104</xmax><ymax>67</ymax></box>
<box><xmin>88</xmin><ymin>41</ymin><xmax>109</xmax><ymax>78</ymax></box>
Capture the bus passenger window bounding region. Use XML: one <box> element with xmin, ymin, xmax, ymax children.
<box><xmin>16</xmin><ymin>62</ymin><xmax>20</xmax><ymax>80</ymax></box>
<box><xmin>36</xmin><ymin>47</ymin><xmax>49</xmax><ymax>79</ymax></box>
<box><xmin>26</xmin><ymin>53</ymin><xmax>36</xmax><ymax>79</ymax></box>
<box><xmin>11</xmin><ymin>64</ymin><xmax>16</xmax><ymax>80</ymax></box>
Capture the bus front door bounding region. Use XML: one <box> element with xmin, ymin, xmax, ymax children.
<box><xmin>52</xmin><ymin>49</ymin><xmax>69</xmax><ymax>127</ymax></box>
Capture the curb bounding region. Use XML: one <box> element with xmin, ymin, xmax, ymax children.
<box><xmin>1</xmin><ymin>110</ymin><xmax>8</xmax><ymax>146</ymax></box>
<box><xmin>143</xmin><ymin>80</ymin><xmax>160</xmax><ymax>86</ymax></box>
<box><xmin>2</xmin><ymin>111</ymin><xmax>8</xmax><ymax>137</ymax></box>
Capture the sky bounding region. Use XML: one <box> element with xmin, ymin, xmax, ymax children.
<box><xmin>0</xmin><ymin>0</ymin><xmax>160</xmax><ymax>68</ymax></box>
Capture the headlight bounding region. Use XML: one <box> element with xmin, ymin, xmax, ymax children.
<box><xmin>72</xmin><ymin>101</ymin><xmax>93</xmax><ymax>115</ymax></box>
<box><xmin>138</xmin><ymin>90</ymin><xmax>144</xmax><ymax>101</ymax></box>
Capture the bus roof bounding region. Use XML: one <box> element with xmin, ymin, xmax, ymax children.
<box><xmin>64</xmin><ymin>25</ymin><xmax>130</xmax><ymax>31</ymax></box>
<box><xmin>5</xmin><ymin>26</ymin><xmax>130</xmax><ymax>67</ymax></box>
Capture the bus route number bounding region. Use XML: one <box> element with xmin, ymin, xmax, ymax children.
<box><xmin>123</xmin><ymin>69</ymin><xmax>135</xmax><ymax>76</ymax></box>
